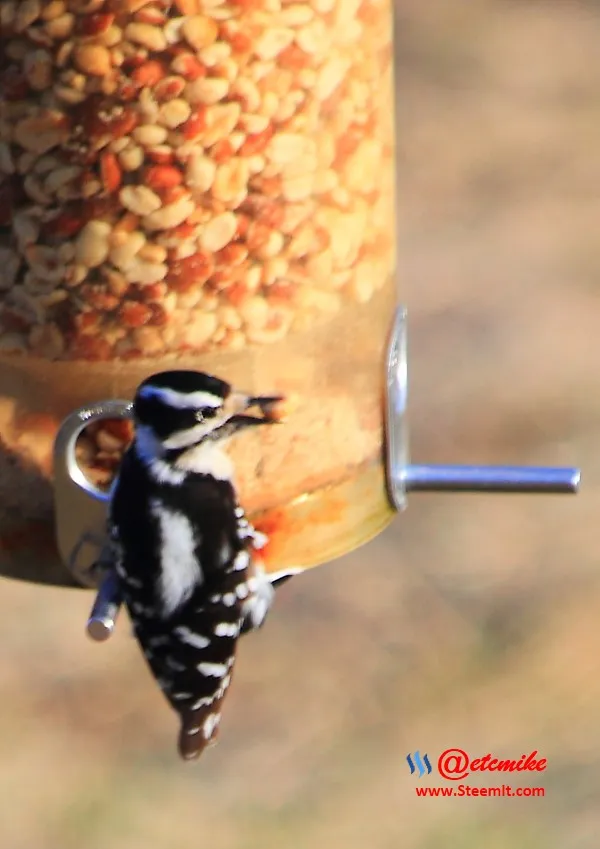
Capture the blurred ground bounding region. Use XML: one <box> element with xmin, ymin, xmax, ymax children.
<box><xmin>2</xmin><ymin>1</ymin><xmax>600</xmax><ymax>846</ymax></box>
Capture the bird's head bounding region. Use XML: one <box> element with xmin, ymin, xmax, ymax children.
<box><xmin>132</xmin><ymin>370</ymin><xmax>282</xmax><ymax>457</ymax></box>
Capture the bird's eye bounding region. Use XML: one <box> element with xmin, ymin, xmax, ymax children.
<box><xmin>196</xmin><ymin>407</ymin><xmax>219</xmax><ymax>423</ymax></box>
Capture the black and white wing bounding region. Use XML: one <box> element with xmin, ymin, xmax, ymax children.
<box><xmin>129</xmin><ymin>556</ymin><xmax>249</xmax><ymax>760</ymax></box>
<box><xmin>108</xmin><ymin>448</ymin><xmax>297</xmax><ymax>759</ymax></box>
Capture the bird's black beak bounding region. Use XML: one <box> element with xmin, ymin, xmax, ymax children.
<box><xmin>232</xmin><ymin>395</ymin><xmax>284</xmax><ymax>427</ymax></box>
<box><xmin>218</xmin><ymin>393</ymin><xmax>285</xmax><ymax>436</ymax></box>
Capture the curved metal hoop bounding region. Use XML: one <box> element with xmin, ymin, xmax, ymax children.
<box><xmin>53</xmin><ymin>400</ymin><xmax>132</xmax><ymax>588</ymax></box>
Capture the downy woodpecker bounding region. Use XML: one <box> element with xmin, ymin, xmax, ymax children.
<box><xmin>108</xmin><ymin>369</ymin><xmax>293</xmax><ymax>760</ymax></box>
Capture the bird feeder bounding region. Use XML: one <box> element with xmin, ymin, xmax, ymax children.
<box><xmin>0</xmin><ymin>0</ymin><xmax>579</xmax><ymax>636</ymax></box>
<box><xmin>0</xmin><ymin>0</ymin><xmax>396</xmax><ymax>588</ymax></box>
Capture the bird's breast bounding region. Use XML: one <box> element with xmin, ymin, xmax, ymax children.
<box><xmin>149</xmin><ymin>499</ymin><xmax>203</xmax><ymax>618</ymax></box>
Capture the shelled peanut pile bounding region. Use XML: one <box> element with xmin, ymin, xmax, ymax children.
<box><xmin>0</xmin><ymin>0</ymin><xmax>394</xmax><ymax>360</ymax></box>
<box><xmin>75</xmin><ymin>417</ymin><xmax>133</xmax><ymax>489</ymax></box>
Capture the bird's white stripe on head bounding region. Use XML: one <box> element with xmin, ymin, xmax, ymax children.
<box><xmin>175</xmin><ymin>626</ymin><xmax>210</xmax><ymax>649</ymax></box>
<box><xmin>138</xmin><ymin>384</ymin><xmax>224</xmax><ymax>410</ymax></box>
<box><xmin>150</xmin><ymin>500</ymin><xmax>203</xmax><ymax>618</ymax></box>
<box><xmin>198</xmin><ymin>661</ymin><xmax>228</xmax><ymax>677</ymax></box>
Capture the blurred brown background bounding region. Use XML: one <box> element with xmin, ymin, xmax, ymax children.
<box><xmin>2</xmin><ymin>0</ymin><xmax>600</xmax><ymax>846</ymax></box>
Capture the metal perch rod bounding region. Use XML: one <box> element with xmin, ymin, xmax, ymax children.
<box><xmin>86</xmin><ymin>463</ymin><xmax>579</xmax><ymax>642</ymax></box>
<box><xmin>403</xmin><ymin>464</ymin><xmax>580</xmax><ymax>494</ymax></box>
<box><xmin>384</xmin><ymin>307</ymin><xmax>581</xmax><ymax>508</ymax></box>
<box><xmin>86</xmin><ymin>570</ymin><xmax>121</xmax><ymax>642</ymax></box>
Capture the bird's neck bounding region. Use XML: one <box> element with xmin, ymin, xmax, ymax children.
<box><xmin>134</xmin><ymin>426</ymin><xmax>234</xmax><ymax>483</ymax></box>
<box><xmin>134</xmin><ymin>424</ymin><xmax>165</xmax><ymax>463</ymax></box>
<box><xmin>174</xmin><ymin>441</ymin><xmax>234</xmax><ymax>482</ymax></box>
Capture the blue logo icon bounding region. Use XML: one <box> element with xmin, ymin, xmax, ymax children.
<box><xmin>407</xmin><ymin>751</ymin><xmax>432</xmax><ymax>777</ymax></box>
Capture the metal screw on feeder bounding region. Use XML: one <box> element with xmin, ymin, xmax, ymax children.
<box><xmin>50</xmin><ymin>306</ymin><xmax>581</xmax><ymax>643</ymax></box>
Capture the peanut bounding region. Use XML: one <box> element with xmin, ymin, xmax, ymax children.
<box><xmin>0</xmin><ymin>0</ymin><xmax>395</xmax><ymax>362</ymax></box>
<box><xmin>75</xmin><ymin>221</ymin><xmax>112</xmax><ymax>269</ymax></box>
